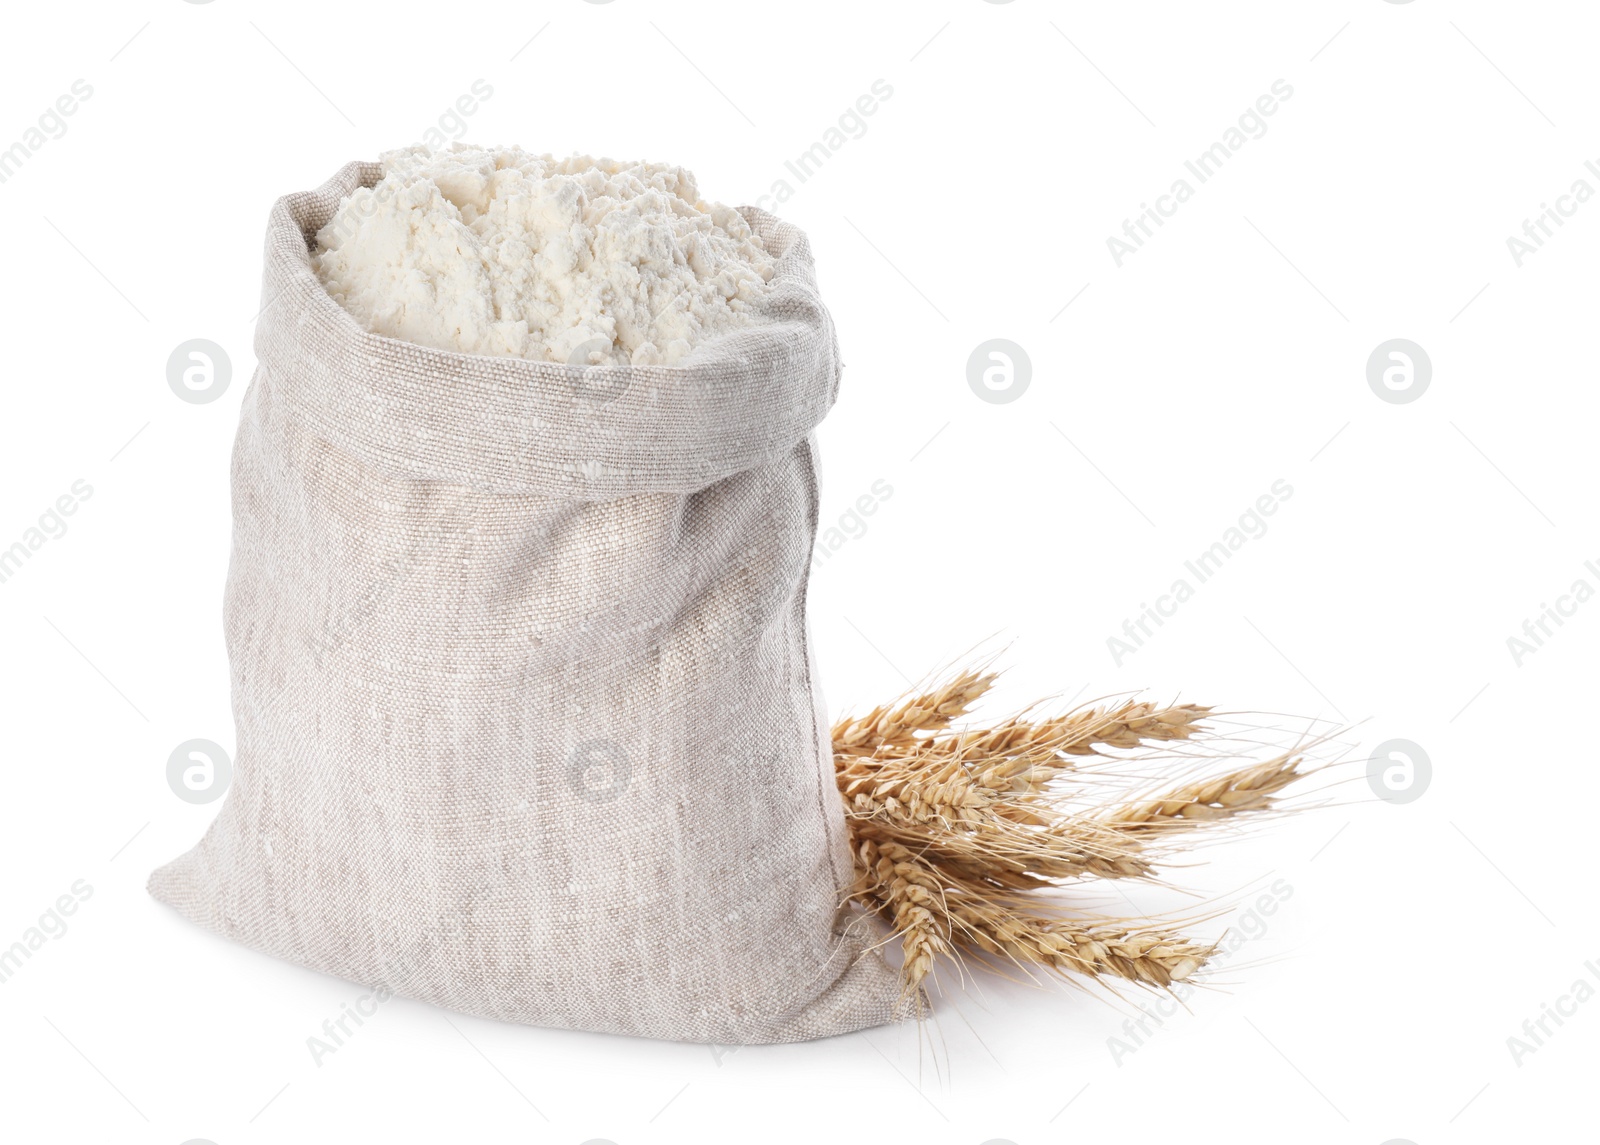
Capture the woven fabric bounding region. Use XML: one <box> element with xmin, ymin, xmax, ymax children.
<box><xmin>148</xmin><ymin>161</ymin><xmax>902</xmax><ymax>1044</ymax></box>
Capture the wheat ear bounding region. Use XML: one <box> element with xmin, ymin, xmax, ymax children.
<box><xmin>1101</xmin><ymin>751</ymin><xmax>1304</xmax><ymax>833</ymax></box>
<box><xmin>832</xmin><ymin>669</ymin><xmax>997</xmax><ymax>757</ymax></box>
<box><xmin>834</xmin><ymin>663</ymin><xmax>1329</xmax><ymax>1003</ymax></box>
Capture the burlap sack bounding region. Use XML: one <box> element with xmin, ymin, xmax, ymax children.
<box><xmin>149</xmin><ymin>161</ymin><xmax>903</xmax><ymax>1044</ymax></box>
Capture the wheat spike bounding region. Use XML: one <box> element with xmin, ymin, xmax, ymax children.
<box><xmin>944</xmin><ymin>896</ymin><xmax>1214</xmax><ymax>987</ymax></box>
<box><xmin>852</xmin><ymin>837</ymin><xmax>952</xmax><ymax>1004</ymax></box>
<box><xmin>1103</xmin><ymin>752</ymin><xmax>1304</xmax><ymax>833</ymax></box>
<box><xmin>832</xmin><ymin>662</ymin><xmax>1329</xmax><ymax>1005</ymax></box>
<box><xmin>832</xmin><ymin>669</ymin><xmax>996</xmax><ymax>757</ymax></box>
<box><xmin>941</xmin><ymin>699</ymin><xmax>1211</xmax><ymax>765</ymax></box>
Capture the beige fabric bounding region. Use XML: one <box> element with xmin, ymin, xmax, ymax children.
<box><xmin>148</xmin><ymin>161</ymin><xmax>902</xmax><ymax>1044</ymax></box>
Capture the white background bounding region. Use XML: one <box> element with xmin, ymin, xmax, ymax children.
<box><xmin>0</xmin><ymin>1</ymin><xmax>1594</xmax><ymax>1142</ymax></box>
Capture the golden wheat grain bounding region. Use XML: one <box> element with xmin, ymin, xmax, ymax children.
<box><xmin>837</xmin><ymin>701</ymin><xmax>1214</xmax><ymax>828</ymax></box>
<box><xmin>946</xmin><ymin>699</ymin><xmax>1211</xmax><ymax>761</ymax></box>
<box><xmin>853</xmin><ymin>837</ymin><xmax>952</xmax><ymax>1003</ymax></box>
<box><xmin>945</xmin><ymin>897</ymin><xmax>1213</xmax><ymax>986</ymax></box>
<box><xmin>853</xmin><ymin>816</ymin><xmax>1153</xmax><ymax>884</ymax></box>
<box><xmin>832</xmin><ymin>669</ymin><xmax>996</xmax><ymax>757</ymax></box>
<box><xmin>854</xmin><ymin>855</ymin><xmax>1212</xmax><ymax>989</ymax></box>
<box><xmin>834</xmin><ymin>699</ymin><xmax>1209</xmax><ymax>822</ymax></box>
<box><xmin>1102</xmin><ymin>752</ymin><xmax>1303</xmax><ymax>833</ymax></box>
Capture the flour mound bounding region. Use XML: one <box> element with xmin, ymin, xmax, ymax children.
<box><xmin>312</xmin><ymin>145</ymin><xmax>777</xmax><ymax>366</ymax></box>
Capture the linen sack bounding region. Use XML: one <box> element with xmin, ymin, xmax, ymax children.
<box><xmin>149</xmin><ymin>161</ymin><xmax>903</xmax><ymax>1044</ymax></box>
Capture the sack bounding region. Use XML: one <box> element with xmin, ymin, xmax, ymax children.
<box><xmin>149</xmin><ymin>161</ymin><xmax>903</xmax><ymax>1044</ymax></box>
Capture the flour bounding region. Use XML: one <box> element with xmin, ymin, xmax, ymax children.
<box><xmin>312</xmin><ymin>145</ymin><xmax>776</xmax><ymax>366</ymax></box>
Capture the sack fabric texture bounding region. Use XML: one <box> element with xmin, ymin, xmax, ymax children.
<box><xmin>149</xmin><ymin>160</ymin><xmax>903</xmax><ymax>1044</ymax></box>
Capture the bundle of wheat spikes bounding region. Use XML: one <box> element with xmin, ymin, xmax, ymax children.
<box><xmin>832</xmin><ymin>665</ymin><xmax>1326</xmax><ymax>1011</ymax></box>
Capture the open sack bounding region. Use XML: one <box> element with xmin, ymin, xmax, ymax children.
<box><xmin>149</xmin><ymin>161</ymin><xmax>905</xmax><ymax>1044</ymax></box>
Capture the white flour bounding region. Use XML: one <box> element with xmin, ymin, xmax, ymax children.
<box><xmin>312</xmin><ymin>145</ymin><xmax>776</xmax><ymax>366</ymax></box>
